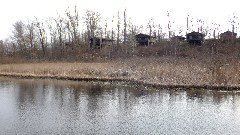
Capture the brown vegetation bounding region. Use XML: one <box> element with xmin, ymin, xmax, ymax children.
<box><xmin>0</xmin><ymin>56</ymin><xmax>240</xmax><ymax>89</ymax></box>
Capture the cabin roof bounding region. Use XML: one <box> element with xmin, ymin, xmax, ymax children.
<box><xmin>186</xmin><ymin>31</ymin><xmax>204</xmax><ymax>36</ymax></box>
<box><xmin>220</xmin><ymin>31</ymin><xmax>237</xmax><ymax>36</ymax></box>
<box><xmin>135</xmin><ymin>33</ymin><xmax>151</xmax><ymax>38</ymax></box>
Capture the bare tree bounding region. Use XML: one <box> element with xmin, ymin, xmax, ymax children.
<box><xmin>0</xmin><ymin>40</ymin><xmax>4</xmax><ymax>58</ymax></box>
<box><xmin>157</xmin><ymin>24</ymin><xmax>163</xmax><ymax>43</ymax></box>
<box><xmin>127</xmin><ymin>19</ymin><xmax>138</xmax><ymax>54</ymax></box>
<box><xmin>66</xmin><ymin>5</ymin><xmax>80</xmax><ymax>47</ymax></box>
<box><xmin>104</xmin><ymin>18</ymin><xmax>108</xmax><ymax>39</ymax></box>
<box><xmin>117</xmin><ymin>11</ymin><xmax>120</xmax><ymax>46</ymax></box>
<box><xmin>25</xmin><ymin>21</ymin><xmax>37</xmax><ymax>59</ymax></box>
<box><xmin>12</xmin><ymin>21</ymin><xmax>27</xmax><ymax>57</ymax></box>
<box><xmin>123</xmin><ymin>9</ymin><xmax>127</xmax><ymax>45</ymax></box>
<box><xmin>111</xmin><ymin>15</ymin><xmax>115</xmax><ymax>46</ymax></box>
<box><xmin>84</xmin><ymin>10</ymin><xmax>101</xmax><ymax>49</ymax></box>
<box><xmin>35</xmin><ymin>19</ymin><xmax>46</xmax><ymax>57</ymax></box>
<box><xmin>229</xmin><ymin>13</ymin><xmax>239</xmax><ymax>43</ymax></box>
<box><xmin>147</xmin><ymin>18</ymin><xmax>154</xmax><ymax>37</ymax></box>
<box><xmin>50</xmin><ymin>15</ymin><xmax>66</xmax><ymax>58</ymax></box>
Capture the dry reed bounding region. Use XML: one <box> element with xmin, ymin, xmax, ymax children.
<box><xmin>0</xmin><ymin>57</ymin><xmax>240</xmax><ymax>88</ymax></box>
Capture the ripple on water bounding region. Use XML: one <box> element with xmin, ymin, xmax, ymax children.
<box><xmin>0</xmin><ymin>78</ymin><xmax>240</xmax><ymax>134</ymax></box>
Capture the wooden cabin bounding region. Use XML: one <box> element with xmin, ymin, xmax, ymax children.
<box><xmin>89</xmin><ymin>37</ymin><xmax>114</xmax><ymax>49</ymax></box>
<box><xmin>171</xmin><ymin>36</ymin><xmax>185</xmax><ymax>45</ymax></box>
<box><xmin>220</xmin><ymin>31</ymin><xmax>237</xmax><ymax>43</ymax></box>
<box><xmin>135</xmin><ymin>33</ymin><xmax>156</xmax><ymax>46</ymax></box>
<box><xmin>186</xmin><ymin>31</ymin><xmax>204</xmax><ymax>45</ymax></box>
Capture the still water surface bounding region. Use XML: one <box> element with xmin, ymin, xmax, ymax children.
<box><xmin>1</xmin><ymin>77</ymin><xmax>240</xmax><ymax>135</ymax></box>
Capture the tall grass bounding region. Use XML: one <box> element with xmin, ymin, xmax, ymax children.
<box><xmin>0</xmin><ymin>57</ymin><xmax>240</xmax><ymax>87</ymax></box>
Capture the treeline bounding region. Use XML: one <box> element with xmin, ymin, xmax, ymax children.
<box><xmin>0</xmin><ymin>6</ymin><xmax>149</xmax><ymax>62</ymax></box>
<box><xmin>0</xmin><ymin>6</ymin><xmax>239</xmax><ymax>63</ymax></box>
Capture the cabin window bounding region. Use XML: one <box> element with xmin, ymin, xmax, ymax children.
<box><xmin>189</xmin><ymin>36</ymin><xmax>192</xmax><ymax>39</ymax></box>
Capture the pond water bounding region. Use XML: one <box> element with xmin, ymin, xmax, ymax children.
<box><xmin>1</xmin><ymin>77</ymin><xmax>240</xmax><ymax>135</ymax></box>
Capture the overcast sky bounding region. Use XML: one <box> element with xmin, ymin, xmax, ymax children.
<box><xmin>0</xmin><ymin>0</ymin><xmax>239</xmax><ymax>40</ymax></box>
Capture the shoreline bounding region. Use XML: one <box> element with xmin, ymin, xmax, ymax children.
<box><xmin>0</xmin><ymin>57</ymin><xmax>240</xmax><ymax>90</ymax></box>
<box><xmin>1</xmin><ymin>73</ymin><xmax>240</xmax><ymax>91</ymax></box>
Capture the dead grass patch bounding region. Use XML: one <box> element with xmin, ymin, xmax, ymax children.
<box><xmin>0</xmin><ymin>57</ymin><xmax>240</xmax><ymax>87</ymax></box>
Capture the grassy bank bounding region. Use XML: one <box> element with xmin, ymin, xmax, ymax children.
<box><xmin>0</xmin><ymin>57</ymin><xmax>240</xmax><ymax>90</ymax></box>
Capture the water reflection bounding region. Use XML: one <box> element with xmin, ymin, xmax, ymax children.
<box><xmin>185</xmin><ymin>88</ymin><xmax>240</xmax><ymax>105</ymax></box>
<box><xmin>0</xmin><ymin>77</ymin><xmax>240</xmax><ymax>134</ymax></box>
